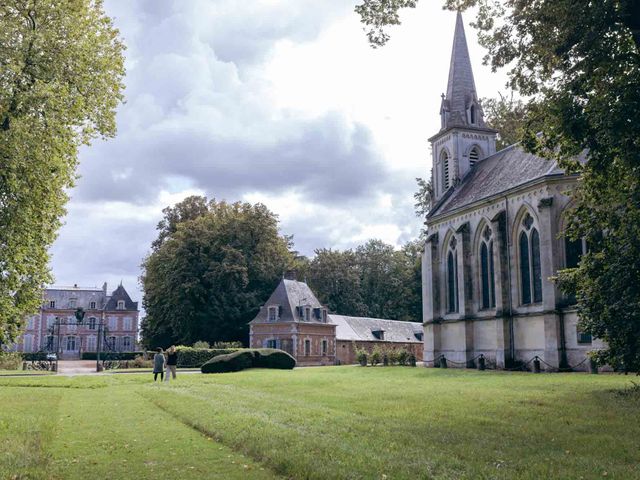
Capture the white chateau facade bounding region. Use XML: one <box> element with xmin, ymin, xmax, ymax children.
<box><xmin>421</xmin><ymin>13</ymin><xmax>603</xmax><ymax>371</ymax></box>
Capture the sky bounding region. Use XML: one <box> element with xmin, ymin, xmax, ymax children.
<box><xmin>49</xmin><ymin>0</ymin><xmax>510</xmax><ymax>304</ymax></box>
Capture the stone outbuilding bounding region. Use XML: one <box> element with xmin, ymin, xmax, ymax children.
<box><xmin>331</xmin><ymin>315</ymin><xmax>423</xmax><ymax>365</ymax></box>
<box><xmin>250</xmin><ymin>274</ymin><xmax>424</xmax><ymax>366</ymax></box>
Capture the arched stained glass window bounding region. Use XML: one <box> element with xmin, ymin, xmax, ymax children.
<box><xmin>519</xmin><ymin>213</ymin><xmax>542</xmax><ymax>305</ymax></box>
<box><xmin>446</xmin><ymin>237</ymin><xmax>459</xmax><ymax>313</ymax></box>
<box><xmin>479</xmin><ymin>226</ymin><xmax>496</xmax><ymax>309</ymax></box>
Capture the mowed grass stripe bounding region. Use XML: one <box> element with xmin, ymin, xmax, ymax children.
<box><xmin>144</xmin><ymin>367</ymin><xmax>640</xmax><ymax>480</ymax></box>
<box><xmin>47</xmin><ymin>385</ymin><xmax>280</xmax><ymax>480</ymax></box>
<box><xmin>0</xmin><ymin>388</ymin><xmax>62</xmax><ymax>479</ymax></box>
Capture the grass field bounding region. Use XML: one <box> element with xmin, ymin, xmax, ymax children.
<box><xmin>1</xmin><ymin>367</ymin><xmax>638</xmax><ymax>480</ymax></box>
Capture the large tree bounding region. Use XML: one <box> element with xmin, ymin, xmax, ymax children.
<box><xmin>357</xmin><ymin>0</ymin><xmax>640</xmax><ymax>370</ymax></box>
<box><xmin>0</xmin><ymin>0</ymin><xmax>125</xmax><ymax>344</ymax></box>
<box><xmin>307</xmin><ymin>239</ymin><xmax>421</xmax><ymax>322</ymax></box>
<box><xmin>141</xmin><ymin>197</ymin><xmax>295</xmax><ymax>347</ymax></box>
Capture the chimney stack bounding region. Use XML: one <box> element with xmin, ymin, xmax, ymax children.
<box><xmin>284</xmin><ymin>270</ymin><xmax>297</xmax><ymax>281</ymax></box>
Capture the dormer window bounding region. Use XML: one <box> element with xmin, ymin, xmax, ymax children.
<box><xmin>372</xmin><ymin>329</ymin><xmax>385</xmax><ymax>340</ymax></box>
<box><xmin>305</xmin><ymin>307</ymin><xmax>311</xmax><ymax>322</ymax></box>
<box><xmin>268</xmin><ymin>306</ymin><xmax>278</xmax><ymax>322</ymax></box>
<box><xmin>117</xmin><ymin>300</ymin><xmax>125</xmax><ymax>310</ymax></box>
<box><xmin>90</xmin><ymin>301</ymin><xmax>96</xmax><ymax>310</ymax></box>
<box><xmin>414</xmin><ymin>332</ymin><xmax>424</xmax><ymax>341</ymax></box>
<box><xmin>49</xmin><ymin>300</ymin><xmax>56</xmax><ymax>309</ymax></box>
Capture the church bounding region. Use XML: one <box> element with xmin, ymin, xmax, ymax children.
<box><xmin>421</xmin><ymin>13</ymin><xmax>603</xmax><ymax>371</ymax></box>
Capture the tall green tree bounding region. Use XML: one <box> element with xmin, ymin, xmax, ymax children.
<box><xmin>141</xmin><ymin>198</ymin><xmax>295</xmax><ymax>347</ymax></box>
<box><xmin>357</xmin><ymin>0</ymin><xmax>640</xmax><ymax>370</ymax></box>
<box><xmin>0</xmin><ymin>0</ymin><xmax>125</xmax><ymax>344</ymax></box>
<box><xmin>307</xmin><ymin>239</ymin><xmax>421</xmax><ymax>322</ymax></box>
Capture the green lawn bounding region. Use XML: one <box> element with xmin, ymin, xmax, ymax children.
<box><xmin>1</xmin><ymin>368</ymin><xmax>638</xmax><ymax>480</ymax></box>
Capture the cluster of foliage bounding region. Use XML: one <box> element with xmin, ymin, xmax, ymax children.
<box><xmin>174</xmin><ymin>346</ymin><xmax>240</xmax><ymax>368</ymax></box>
<box><xmin>0</xmin><ymin>0</ymin><xmax>125</xmax><ymax>345</ymax></box>
<box><xmin>192</xmin><ymin>340</ymin><xmax>244</xmax><ymax>349</ymax></box>
<box><xmin>357</xmin><ymin>0</ymin><xmax>640</xmax><ymax>371</ymax></box>
<box><xmin>200</xmin><ymin>348</ymin><xmax>295</xmax><ymax>374</ymax></box>
<box><xmin>355</xmin><ymin>344</ymin><xmax>417</xmax><ymax>367</ymax></box>
<box><xmin>80</xmin><ymin>352</ymin><xmax>145</xmax><ymax>361</ymax></box>
<box><xmin>305</xmin><ymin>239</ymin><xmax>422</xmax><ymax>322</ymax></box>
<box><xmin>0</xmin><ymin>351</ymin><xmax>22</xmax><ymax>370</ymax></box>
<box><xmin>141</xmin><ymin>196</ymin><xmax>296</xmax><ymax>348</ymax></box>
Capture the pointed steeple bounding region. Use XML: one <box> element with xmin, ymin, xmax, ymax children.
<box><xmin>440</xmin><ymin>11</ymin><xmax>485</xmax><ymax>129</ymax></box>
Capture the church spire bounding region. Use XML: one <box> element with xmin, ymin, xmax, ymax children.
<box><xmin>440</xmin><ymin>11</ymin><xmax>485</xmax><ymax>129</ymax></box>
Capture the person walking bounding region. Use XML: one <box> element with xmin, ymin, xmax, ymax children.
<box><xmin>165</xmin><ymin>346</ymin><xmax>177</xmax><ymax>382</ymax></box>
<box><xmin>153</xmin><ymin>347</ymin><xmax>165</xmax><ymax>382</ymax></box>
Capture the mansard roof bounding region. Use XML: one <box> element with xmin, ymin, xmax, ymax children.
<box><xmin>104</xmin><ymin>284</ymin><xmax>138</xmax><ymax>311</ymax></box>
<box><xmin>428</xmin><ymin>144</ymin><xmax>570</xmax><ymax>218</ymax></box>
<box><xmin>250</xmin><ymin>278</ymin><xmax>325</xmax><ymax>324</ymax></box>
<box><xmin>329</xmin><ymin>315</ymin><xmax>423</xmax><ymax>343</ymax></box>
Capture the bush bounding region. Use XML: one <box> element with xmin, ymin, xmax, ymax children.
<box><xmin>200</xmin><ymin>348</ymin><xmax>296</xmax><ymax>374</ymax></box>
<box><xmin>253</xmin><ymin>349</ymin><xmax>296</xmax><ymax>370</ymax></box>
<box><xmin>81</xmin><ymin>351</ymin><xmax>144</xmax><ymax>361</ymax></box>
<box><xmin>212</xmin><ymin>341</ymin><xmax>244</xmax><ymax>349</ymax></box>
<box><xmin>21</xmin><ymin>352</ymin><xmax>48</xmax><ymax>362</ymax></box>
<box><xmin>201</xmin><ymin>350</ymin><xmax>254</xmax><ymax>373</ymax></box>
<box><xmin>370</xmin><ymin>346</ymin><xmax>382</xmax><ymax>366</ymax></box>
<box><xmin>192</xmin><ymin>340</ymin><xmax>210</xmax><ymax>349</ymax></box>
<box><xmin>408</xmin><ymin>353</ymin><xmax>417</xmax><ymax>367</ymax></box>
<box><xmin>355</xmin><ymin>348</ymin><xmax>368</xmax><ymax>366</ymax></box>
<box><xmin>175</xmin><ymin>346</ymin><xmax>240</xmax><ymax>367</ymax></box>
<box><xmin>387</xmin><ymin>349</ymin><xmax>400</xmax><ymax>366</ymax></box>
<box><xmin>0</xmin><ymin>352</ymin><xmax>22</xmax><ymax>370</ymax></box>
<box><xmin>397</xmin><ymin>349</ymin><xmax>409</xmax><ymax>366</ymax></box>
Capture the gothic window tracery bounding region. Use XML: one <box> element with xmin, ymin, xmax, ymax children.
<box><xmin>479</xmin><ymin>226</ymin><xmax>496</xmax><ymax>309</ymax></box>
<box><xmin>518</xmin><ymin>213</ymin><xmax>542</xmax><ymax>304</ymax></box>
<box><xmin>446</xmin><ymin>236</ymin><xmax>459</xmax><ymax>313</ymax></box>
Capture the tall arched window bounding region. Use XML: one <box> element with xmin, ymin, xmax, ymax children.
<box><xmin>479</xmin><ymin>226</ymin><xmax>496</xmax><ymax>309</ymax></box>
<box><xmin>470</xmin><ymin>104</ymin><xmax>476</xmax><ymax>124</ymax></box>
<box><xmin>469</xmin><ymin>147</ymin><xmax>480</xmax><ymax>168</ymax></box>
<box><xmin>519</xmin><ymin>213</ymin><xmax>543</xmax><ymax>304</ymax></box>
<box><xmin>441</xmin><ymin>150</ymin><xmax>451</xmax><ymax>190</ymax></box>
<box><xmin>446</xmin><ymin>237</ymin><xmax>459</xmax><ymax>313</ymax></box>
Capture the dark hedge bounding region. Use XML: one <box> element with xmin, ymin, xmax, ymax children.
<box><xmin>201</xmin><ymin>348</ymin><xmax>296</xmax><ymax>374</ymax></box>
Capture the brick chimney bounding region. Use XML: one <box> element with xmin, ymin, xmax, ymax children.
<box><xmin>284</xmin><ymin>270</ymin><xmax>297</xmax><ymax>281</ymax></box>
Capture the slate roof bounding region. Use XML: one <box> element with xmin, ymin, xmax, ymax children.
<box><xmin>104</xmin><ymin>284</ymin><xmax>138</xmax><ymax>311</ymax></box>
<box><xmin>251</xmin><ymin>279</ymin><xmax>326</xmax><ymax>323</ymax></box>
<box><xmin>329</xmin><ymin>315</ymin><xmax>423</xmax><ymax>343</ymax></box>
<box><xmin>428</xmin><ymin>144</ymin><xmax>569</xmax><ymax>218</ymax></box>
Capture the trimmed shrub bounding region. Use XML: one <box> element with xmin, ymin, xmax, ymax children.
<box><xmin>387</xmin><ymin>349</ymin><xmax>400</xmax><ymax>366</ymax></box>
<box><xmin>192</xmin><ymin>340</ymin><xmax>210</xmax><ymax>349</ymax></box>
<box><xmin>200</xmin><ymin>348</ymin><xmax>296</xmax><ymax>374</ymax></box>
<box><xmin>355</xmin><ymin>348</ymin><xmax>368</xmax><ymax>367</ymax></box>
<box><xmin>81</xmin><ymin>351</ymin><xmax>144</xmax><ymax>361</ymax></box>
<box><xmin>21</xmin><ymin>352</ymin><xmax>48</xmax><ymax>362</ymax></box>
<box><xmin>397</xmin><ymin>349</ymin><xmax>409</xmax><ymax>366</ymax></box>
<box><xmin>201</xmin><ymin>350</ymin><xmax>254</xmax><ymax>373</ymax></box>
<box><xmin>175</xmin><ymin>346</ymin><xmax>240</xmax><ymax>367</ymax></box>
<box><xmin>212</xmin><ymin>341</ymin><xmax>243</xmax><ymax>349</ymax></box>
<box><xmin>253</xmin><ymin>349</ymin><xmax>295</xmax><ymax>370</ymax></box>
<box><xmin>370</xmin><ymin>346</ymin><xmax>382</xmax><ymax>366</ymax></box>
<box><xmin>408</xmin><ymin>353</ymin><xmax>417</xmax><ymax>367</ymax></box>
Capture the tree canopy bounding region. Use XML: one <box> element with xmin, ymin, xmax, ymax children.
<box><xmin>141</xmin><ymin>197</ymin><xmax>295</xmax><ymax>348</ymax></box>
<box><xmin>307</xmin><ymin>239</ymin><xmax>422</xmax><ymax>323</ymax></box>
<box><xmin>357</xmin><ymin>0</ymin><xmax>640</xmax><ymax>370</ymax></box>
<box><xmin>0</xmin><ymin>0</ymin><xmax>125</xmax><ymax>344</ymax></box>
